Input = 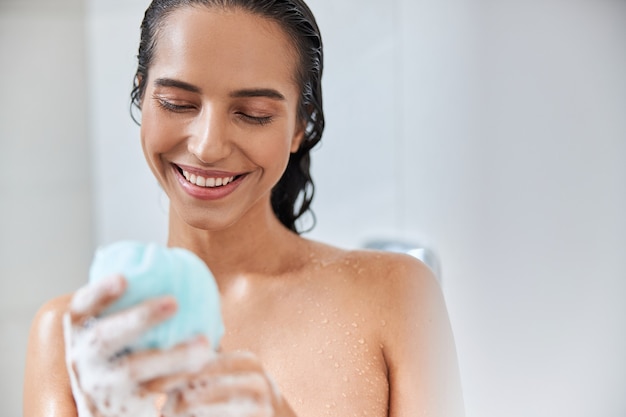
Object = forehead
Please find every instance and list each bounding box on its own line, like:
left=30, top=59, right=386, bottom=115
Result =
left=149, top=6, right=299, bottom=93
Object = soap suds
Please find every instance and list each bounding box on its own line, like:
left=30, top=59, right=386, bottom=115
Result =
left=64, top=313, right=213, bottom=417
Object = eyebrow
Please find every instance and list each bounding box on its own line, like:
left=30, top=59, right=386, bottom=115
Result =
left=230, top=89, right=285, bottom=101
left=154, top=78, right=201, bottom=93
left=153, top=77, right=285, bottom=101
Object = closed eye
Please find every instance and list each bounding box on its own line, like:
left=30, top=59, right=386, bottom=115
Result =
left=154, top=97, right=195, bottom=113
left=236, top=112, right=273, bottom=126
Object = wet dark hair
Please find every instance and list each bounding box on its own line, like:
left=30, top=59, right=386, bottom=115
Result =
left=130, top=0, right=324, bottom=233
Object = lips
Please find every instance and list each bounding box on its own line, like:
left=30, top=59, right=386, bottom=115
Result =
left=172, top=164, right=246, bottom=200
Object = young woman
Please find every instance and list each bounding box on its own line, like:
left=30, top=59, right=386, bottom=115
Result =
left=23, top=1, right=464, bottom=416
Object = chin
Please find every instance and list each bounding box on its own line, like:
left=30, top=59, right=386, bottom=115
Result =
left=176, top=209, right=239, bottom=232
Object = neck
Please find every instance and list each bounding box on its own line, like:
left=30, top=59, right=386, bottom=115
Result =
left=166, top=199, right=305, bottom=283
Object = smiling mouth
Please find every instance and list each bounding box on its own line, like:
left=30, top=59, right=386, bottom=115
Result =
left=179, top=168, right=240, bottom=188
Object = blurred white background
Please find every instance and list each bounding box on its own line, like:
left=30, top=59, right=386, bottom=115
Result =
left=1, top=0, right=625, bottom=416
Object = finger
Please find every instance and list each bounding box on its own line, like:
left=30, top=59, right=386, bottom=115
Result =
left=163, top=374, right=273, bottom=417
left=182, top=373, right=271, bottom=405
left=144, top=351, right=265, bottom=394
left=130, top=337, right=215, bottom=384
left=62, top=313, right=99, bottom=416
left=197, top=354, right=282, bottom=407
left=69, top=274, right=127, bottom=323
left=88, top=296, right=177, bottom=358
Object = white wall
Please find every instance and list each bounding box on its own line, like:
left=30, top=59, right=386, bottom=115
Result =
left=0, top=1, right=92, bottom=415
left=397, top=1, right=626, bottom=416
left=301, top=1, right=400, bottom=247
left=86, top=0, right=167, bottom=246
left=3, top=0, right=624, bottom=416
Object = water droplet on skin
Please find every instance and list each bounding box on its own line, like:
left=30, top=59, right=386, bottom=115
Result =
left=345, top=331, right=351, bottom=336
left=317, top=349, right=324, bottom=354
left=358, top=338, right=365, bottom=344
left=335, top=362, right=340, bottom=368
left=321, top=318, right=329, bottom=324
left=351, top=322, right=358, bottom=328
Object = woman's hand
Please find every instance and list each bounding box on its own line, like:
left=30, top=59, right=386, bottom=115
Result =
left=63, top=275, right=214, bottom=417
left=146, top=351, right=297, bottom=417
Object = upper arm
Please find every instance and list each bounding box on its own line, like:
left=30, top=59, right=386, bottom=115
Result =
left=23, top=295, right=78, bottom=417
left=378, top=255, right=465, bottom=417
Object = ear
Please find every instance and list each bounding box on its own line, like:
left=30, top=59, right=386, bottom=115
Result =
left=290, top=120, right=306, bottom=153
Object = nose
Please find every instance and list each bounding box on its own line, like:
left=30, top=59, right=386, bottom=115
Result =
left=187, top=106, right=233, bottom=164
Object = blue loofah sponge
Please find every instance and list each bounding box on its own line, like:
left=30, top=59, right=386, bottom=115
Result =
left=88, top=241, right=224, bottom=351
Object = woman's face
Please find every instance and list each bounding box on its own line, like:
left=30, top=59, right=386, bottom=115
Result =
left=140, top=6, right=304, bottom=231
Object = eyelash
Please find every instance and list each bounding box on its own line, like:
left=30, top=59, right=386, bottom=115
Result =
left=236, top=113, right=273, bottom=126
left=155, top=97, right=273, bottom=126
left=155, top=97, right=194, bottom=112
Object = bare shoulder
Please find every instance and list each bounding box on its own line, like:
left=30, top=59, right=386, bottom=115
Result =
left=306, top=239, right=439, bottom=304
left=24, top=294, right=77, bottom=417
left=28, top=295, right=73, bottom=350
left=32, top=294, right=72, bottom=327
left=306, top=241, right=465, bottom=416
left=348, top=248, right=465, bottom=416
left=345, top=248, right=437, bottom=287
left=302, top=240, right=446, bottom=342
left=345, top=249, right=443, bottom=327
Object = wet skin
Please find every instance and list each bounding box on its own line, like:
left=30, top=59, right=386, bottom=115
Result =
left=23, top=6, right=464, bottom=417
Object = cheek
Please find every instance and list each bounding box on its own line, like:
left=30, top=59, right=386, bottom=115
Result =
left=248, top=127, right=294, bottom=171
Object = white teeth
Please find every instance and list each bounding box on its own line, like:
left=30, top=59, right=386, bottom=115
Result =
left=181, top=170, right=235, bottom=188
